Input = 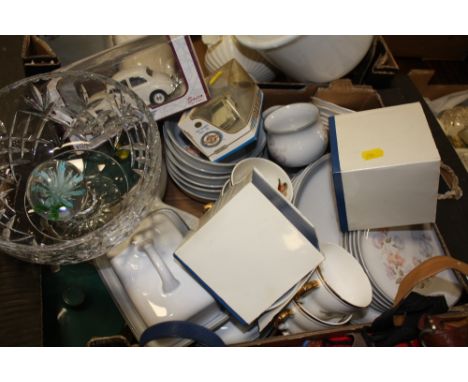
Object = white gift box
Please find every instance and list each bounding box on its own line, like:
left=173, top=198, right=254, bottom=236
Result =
left=174, top=169, right=323, bottom=326
left=329, top=102, right=441, bottom=231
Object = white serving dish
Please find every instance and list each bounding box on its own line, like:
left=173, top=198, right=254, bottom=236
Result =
left=95, top=203, right=228, bottom=346
left=235, top=35, right=373, bottom=83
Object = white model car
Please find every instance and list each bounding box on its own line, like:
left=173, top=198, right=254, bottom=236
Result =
left=112, top=67, right=177, bottom=105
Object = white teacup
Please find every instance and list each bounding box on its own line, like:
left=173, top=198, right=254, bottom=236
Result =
left=295, top=242, right=373, bottom=320
left=229, top=157, right=293, bottom=202
left=264, top=103, right=328, bottom=168
left=276, top=299, right=352, bottom=335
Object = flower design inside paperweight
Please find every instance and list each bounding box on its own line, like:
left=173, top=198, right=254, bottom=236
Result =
left=27, top=160, right=86, bottom=221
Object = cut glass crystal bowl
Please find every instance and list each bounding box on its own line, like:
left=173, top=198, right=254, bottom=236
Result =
left=0, top=71, right=162, bottom=264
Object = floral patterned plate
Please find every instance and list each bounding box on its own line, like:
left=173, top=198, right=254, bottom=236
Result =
left=347, top=231, right=392, bottom=311
left=357, top=224, right=462, bottom=307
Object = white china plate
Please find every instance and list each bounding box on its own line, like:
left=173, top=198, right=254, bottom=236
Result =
left=165, top=149, right=230, bottom=186
left=348, top=231, right=393, bottom=310
left=293, top=154, right=343, bottom=246
left=357, top=225, right=463, bottom=307
left=166, top=155, right=225, bottom=191
left=168, top=166, right=221, bottom=202
left=343, top=232, right=387, bottom=312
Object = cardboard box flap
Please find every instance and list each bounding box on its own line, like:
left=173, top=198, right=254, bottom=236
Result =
left=314, top=79, right=383, bottom=111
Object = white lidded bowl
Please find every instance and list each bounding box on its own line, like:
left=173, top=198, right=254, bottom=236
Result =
left=264, top=103, right=328, bottom=168
left=235, top=35, right=374, bottom=83
left=203, top=35, right=276, bottom=82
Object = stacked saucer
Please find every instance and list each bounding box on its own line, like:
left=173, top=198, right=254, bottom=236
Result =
left=163, top=120, right=267, bottom=202
left=343, top=225, right=463, bottom=311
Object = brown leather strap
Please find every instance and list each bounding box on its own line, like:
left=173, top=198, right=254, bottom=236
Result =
left=394, top=256, right=468, bottom=306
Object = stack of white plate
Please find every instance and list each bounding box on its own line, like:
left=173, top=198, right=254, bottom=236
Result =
left=163, top=120, right=267, bottom=202
left=343, top=225, right=463, bottom=312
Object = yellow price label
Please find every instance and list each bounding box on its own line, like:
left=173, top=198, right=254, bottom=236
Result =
left=361, top=148, right=384, bottom=161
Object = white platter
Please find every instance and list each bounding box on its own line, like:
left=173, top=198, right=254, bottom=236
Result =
left=292, top=154, right=343, bottom=246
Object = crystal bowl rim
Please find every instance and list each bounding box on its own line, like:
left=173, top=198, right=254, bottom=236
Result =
left=0, top=70, right=161, bottom=256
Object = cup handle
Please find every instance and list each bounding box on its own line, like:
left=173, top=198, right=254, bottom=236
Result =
left=274, top=309, right=293, bottom=329
left=294, top=279, right=321, bottom=301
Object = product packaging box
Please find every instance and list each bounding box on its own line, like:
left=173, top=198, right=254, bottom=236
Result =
left=174, top=169, right=323, bottom=326
left=330, top=102, right=441, bottom=231
left=62, top=35, right=209, bottom=121
left=178, top=60, right=263, bottom=162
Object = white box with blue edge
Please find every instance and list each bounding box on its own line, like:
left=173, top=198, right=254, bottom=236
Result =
left=329, top=102, right=441, bottom=231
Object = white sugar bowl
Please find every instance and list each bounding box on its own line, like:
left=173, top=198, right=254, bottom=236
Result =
left=264, top=103, right=328, bottom=168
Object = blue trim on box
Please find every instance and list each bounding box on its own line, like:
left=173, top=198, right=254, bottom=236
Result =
left=173, top=253, right=249, bottom=326
left=251, top=169, right=319, bottom=249
left=329, top=116, right=349, bottom=232
left=214, top=133, right=258, bottom=163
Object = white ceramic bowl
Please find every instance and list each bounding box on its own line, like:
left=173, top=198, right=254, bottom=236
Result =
left=278, top=300, right=352, bottom=335
left=203, top=35, right=276, bottom=82
left=231, top=157, right=293, bottom=201
left=264, top=103, right=328, bottom=168
left=297, top=242, right=373, bottom=319
left=235, top=35, right=373, bottom=83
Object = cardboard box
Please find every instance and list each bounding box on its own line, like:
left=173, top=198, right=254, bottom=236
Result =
left=62, top=35, right=209, bottom=121
left=178, top=60, right=263, bottom=162
left=408, top=69, right=468, bottom=100
left=21, top=36, right=61, bottom=77
left=348, top=36, right=399, bottom=88
left=384, top=36, right=468, bottom=61
left=174, top=170, right=323, bottom=326
left=330, top=102, right=441, bottom=231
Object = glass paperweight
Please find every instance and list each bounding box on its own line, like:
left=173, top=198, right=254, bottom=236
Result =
left=0, top=71, right=162, bottom=264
